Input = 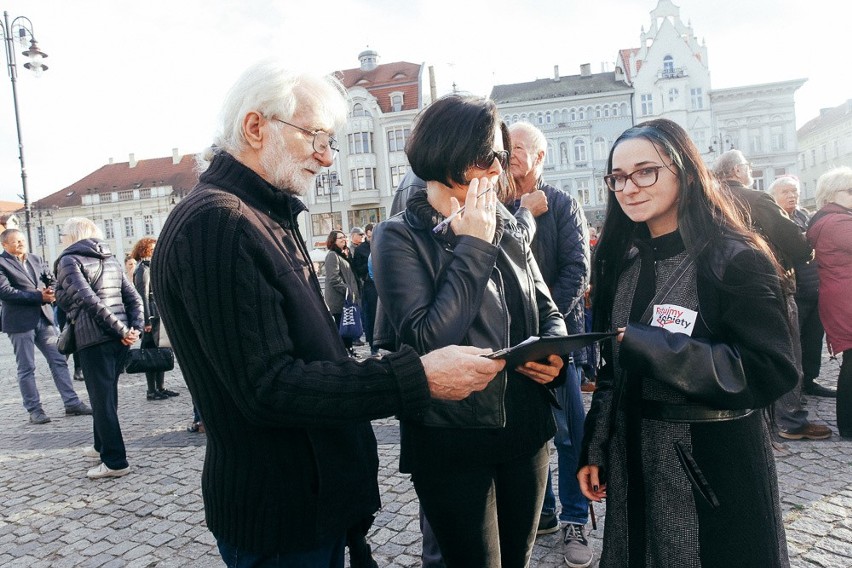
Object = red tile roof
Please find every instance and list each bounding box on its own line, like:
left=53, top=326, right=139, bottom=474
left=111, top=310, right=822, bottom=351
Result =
left=33, top=155, right=199, bottom=209
left=617, top=48, right=641, bottom=84
left=337, top=61, right=423, bottom=113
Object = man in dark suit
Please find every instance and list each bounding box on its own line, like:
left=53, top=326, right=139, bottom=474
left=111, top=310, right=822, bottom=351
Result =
left=0, top=229, right=91, bottom=424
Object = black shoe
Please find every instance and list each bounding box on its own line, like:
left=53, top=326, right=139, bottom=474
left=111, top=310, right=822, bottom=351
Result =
left=536, top=512, right=559, bottom=535
left=73, top=369, right=85, bottom=381
left=147, top=390, right=168, bottom=401
left=803, top=383, right=837, bottom=398
left=159, top=389, right=180, bottom=397
left=65, top=402, right=93, bottom=416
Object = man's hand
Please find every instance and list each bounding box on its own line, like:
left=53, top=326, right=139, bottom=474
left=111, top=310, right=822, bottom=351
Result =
left=41, top=288, right=56, bottom=303
left=421, top=345, right=505, bottom=400
left=519, top=189, right=548, bottom=217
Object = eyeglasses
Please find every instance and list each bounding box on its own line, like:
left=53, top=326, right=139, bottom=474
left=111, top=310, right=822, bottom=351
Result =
left=273, top=118, right=339, bottom=154
left=603, top=164, right=674, bottom=192
left=738, top=162, right=752, bottom=170
left=473, top=150, right=510, bottom=170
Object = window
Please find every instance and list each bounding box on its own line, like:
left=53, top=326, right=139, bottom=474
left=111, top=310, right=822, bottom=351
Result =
left=613, top=104, right=620, bottom=117
left=573, top=138, right=587, bottom=163
left=668, top=88, right=679, bottom=103
left=139, top=188, right=151, bottom=199
left=124, top=217, right=135, bottom=238
left=104, top=219, right=115, bottom=239
left=387, top=127, right=410, bottom=152
left=311, top=212, right=342, bottom=237
left=350, top=168, right=377, bottom=191
left=820, top=144, right=828, bottom=163
left=536, top=113, right=544, bottom=125
left=352, top=103, right=371, bottom=117
left=578, top=108, right=585, bottom=120
left=641, top=94, right=653, bottom=116
left=99, top=192, right=112, bottom=203
left=348, top=132, right=373, bottom=154
left=596, top=179, right=607, bottom=204
left=690, top=88, right=703, bottom=110
left=315, top=172, right=340, bottom=197
left=595, top=107, right=602, bottom=119
left=56, top=225, right=63, bottom=242
left=347, top=207, right=386, bottom=229
left=569, top=109, right=576, bottom=121
left=752, top=169, right=765, bottom=191
left=593, top=137, right=607, bottom=160
left=118, top=189, right=134, bottom=201
left=576, top=179, right=591, bottom=206
left=691, top=130, right=707, bottom=153
left=546, top=112, right=552, bottom=124
left=390, top=165, right=408, bottom=188
left=810, top=148, right=816, bottom=167
left=750, top=130, right=762, bottom=154
left=144, top=215, right=154, bottom=236
left=771, top=127, right=785, bottom=151
left=390, top=94, right=403, bottom=112
left=37, top=226, right=45, bottom=247
left=663, top=55, right=674, bottom=77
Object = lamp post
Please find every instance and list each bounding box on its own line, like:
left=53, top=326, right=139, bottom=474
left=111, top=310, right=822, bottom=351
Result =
left=322, top=170, right=342, bottom=232
left=2, top=11, right=48, bottom=246
left=709, top=133, right=733, bottom=157
left=32, top=204, right=52, bottom=258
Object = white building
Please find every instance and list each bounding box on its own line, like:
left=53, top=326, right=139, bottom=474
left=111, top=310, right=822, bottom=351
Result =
left=797, top=99, right=852, bottom=207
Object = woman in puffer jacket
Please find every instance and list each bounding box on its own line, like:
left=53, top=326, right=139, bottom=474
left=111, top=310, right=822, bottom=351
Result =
left=55, top=217, right=143, bottom=480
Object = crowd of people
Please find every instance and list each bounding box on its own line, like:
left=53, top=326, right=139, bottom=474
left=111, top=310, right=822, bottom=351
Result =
left=1, top=58, right=848, bottom=567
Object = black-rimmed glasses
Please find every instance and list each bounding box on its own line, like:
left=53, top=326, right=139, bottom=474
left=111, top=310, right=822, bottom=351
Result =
left=273, top=118, right=339, bottom=154
left=603, top=164, right=673, bottom=192
left=474, top=150, right=510, bottom=170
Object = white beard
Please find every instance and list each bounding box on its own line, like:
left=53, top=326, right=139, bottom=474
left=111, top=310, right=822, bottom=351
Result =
left=259, top=136, right=318, bottom=196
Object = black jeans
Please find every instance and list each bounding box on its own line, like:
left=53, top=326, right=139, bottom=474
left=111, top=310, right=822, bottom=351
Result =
left=78, top=340, right=130, bottom=470
left=361, top=279, right=378, bottom=349
left=838, top=350, right=852, bottom=437
left=796, top=295, right=824, bottom=384
left=412, top=442, right=549, bottom=568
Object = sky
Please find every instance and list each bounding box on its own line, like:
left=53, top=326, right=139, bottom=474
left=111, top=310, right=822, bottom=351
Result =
left=0, top=0, right=848, bottom=203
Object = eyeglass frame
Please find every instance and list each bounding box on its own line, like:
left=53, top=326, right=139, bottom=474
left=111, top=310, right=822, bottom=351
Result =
left=272, top=118, right=339, bottom=154
left=603, top=164, right=675, bottom=192
left=473, top=150, right=510, bottom=171
left=738, top=161, right=752, bottom=170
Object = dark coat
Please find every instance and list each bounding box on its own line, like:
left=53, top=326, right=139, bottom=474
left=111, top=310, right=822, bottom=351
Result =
left=54, top=239, right=144, bottom=350
left=581, top=231, right=795, bottom=567
left=132, top=260, right=158, bottom=323
left=0, top=251, right=55, bottom=333
left=151, top=152, right=431, bottom=555
left=323, top=250, right=359, bottom=314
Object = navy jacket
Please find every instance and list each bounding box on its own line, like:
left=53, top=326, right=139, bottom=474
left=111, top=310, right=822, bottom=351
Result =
left=0, top=251, right=55, bottom=333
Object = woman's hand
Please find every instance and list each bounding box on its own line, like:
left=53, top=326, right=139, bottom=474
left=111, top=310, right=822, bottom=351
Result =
left=577, top=465, right=607, bottom=502
left=516, top=354, right=563, bottom=384
left=122, top=328, right=141, bottom=346
left=450, top=176, right=498, bottom=243
left=616, top=326, right=626, bottom=342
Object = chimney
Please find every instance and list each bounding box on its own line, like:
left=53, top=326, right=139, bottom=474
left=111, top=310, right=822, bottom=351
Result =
left=129, top=153, right=137, bottom=168
left=108, top=157, right=114, bottom=165
left=553, top=65, right=560, bottom=82
left=580, top=63, right=591, bottom=77
left=172, top=147, right=180, bottom=165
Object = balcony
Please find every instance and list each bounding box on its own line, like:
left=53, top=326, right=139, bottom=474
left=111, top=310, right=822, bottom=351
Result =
left=658, top=67, right=688, bottom=80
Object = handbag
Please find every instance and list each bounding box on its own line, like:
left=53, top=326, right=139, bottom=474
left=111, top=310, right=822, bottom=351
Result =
left=57, top=321, right=76, bottom=355
left=125, top=347, right=175, bottom=374
left=338, top=293, right=363, bottom=340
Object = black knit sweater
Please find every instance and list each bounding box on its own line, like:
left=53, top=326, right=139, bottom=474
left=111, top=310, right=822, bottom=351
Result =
left=152, top=152, right=431, bottom=555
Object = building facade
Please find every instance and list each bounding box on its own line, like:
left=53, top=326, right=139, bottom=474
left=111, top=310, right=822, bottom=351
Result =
left=491, top=65, right=633, bottom=225
left=796, top=99, right=852, bottom=207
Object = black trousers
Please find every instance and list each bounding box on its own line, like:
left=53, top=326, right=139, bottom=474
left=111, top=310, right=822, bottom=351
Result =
left=78, top=340, right=130, bottom=470
left=838, top=350, right=852, bottom=437
left=796, top=295, right=824, bottom=384
left=412, top=442, right=549, bottom=568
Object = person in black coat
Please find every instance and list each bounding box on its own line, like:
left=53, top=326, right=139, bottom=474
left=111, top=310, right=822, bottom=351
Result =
left=55, top=217, right=143, bottom=479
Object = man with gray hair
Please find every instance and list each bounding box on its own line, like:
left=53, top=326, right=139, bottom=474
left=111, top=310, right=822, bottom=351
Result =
left=152, top=61, right=504, bottom=566
left=508, top=121, right=592, bottom=568
left=715, top=150, right=831, bottom=441
left=770, top=176, right=834, bottom=397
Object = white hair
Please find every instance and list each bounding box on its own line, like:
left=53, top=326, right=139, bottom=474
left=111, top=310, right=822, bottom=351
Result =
left=197, top=59, right=350, bottom=171
left=816, top=166, right=852, bottom=208
left=508, top=121, right=548, bottom=177
left=713, top=149, right=746, bottom=180
left=63, top=217, right=103, bottom=245
left=768, top=176, right=800, bottom=196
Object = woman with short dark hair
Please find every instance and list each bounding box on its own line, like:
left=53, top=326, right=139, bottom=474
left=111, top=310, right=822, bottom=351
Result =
left=324, top=230, right=360, bottom=355
left=578, top=119, right=797, bottom=566
left=373, top=94, right=566, bottom=567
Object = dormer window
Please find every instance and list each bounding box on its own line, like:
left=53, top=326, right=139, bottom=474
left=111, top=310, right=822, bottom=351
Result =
left=390, top=92, right=403, bottom=112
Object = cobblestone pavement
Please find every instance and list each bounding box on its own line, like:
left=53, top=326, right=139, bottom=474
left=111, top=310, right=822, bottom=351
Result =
left=0, top=341, right=849, bottom=567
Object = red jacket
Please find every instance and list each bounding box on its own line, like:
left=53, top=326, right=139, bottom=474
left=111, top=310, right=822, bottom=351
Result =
left=807, top=202, right=852, bottom=353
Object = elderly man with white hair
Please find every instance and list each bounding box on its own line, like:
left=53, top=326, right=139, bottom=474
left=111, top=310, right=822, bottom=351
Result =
left=151, top=61, right=505, bottom=567
left=770, top=176, right=834, bottom=398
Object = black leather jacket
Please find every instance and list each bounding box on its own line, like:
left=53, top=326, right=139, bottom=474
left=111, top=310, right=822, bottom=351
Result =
left=55, top=239, right=144, bottom=350
left=373, top=198, right=566, bottom=428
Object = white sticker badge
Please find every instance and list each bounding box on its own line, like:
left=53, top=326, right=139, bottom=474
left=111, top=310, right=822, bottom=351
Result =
left=651, top=304, right=698, bottom=336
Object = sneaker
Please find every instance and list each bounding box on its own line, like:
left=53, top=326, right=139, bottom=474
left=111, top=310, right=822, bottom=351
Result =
left=563, top=524, right=593, bottom=568
left=65, top=402, right=93, bottom=416
left=778, top=423, right=832, bottom=441
left=87, top=462, right=130, bottom=479
left=82, top=446, right=100, bottom=458
left=536, top=512, right=559, bottom=536
left=158, top=388, right=180, bottom=397
left=803, top=383, right=837, bottom=398
left=29, top=409, right=51, bottom=424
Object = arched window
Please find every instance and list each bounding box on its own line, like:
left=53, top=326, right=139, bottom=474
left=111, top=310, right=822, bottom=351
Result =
left=352, top=103, right=371, bottom=117
left=593, top=137, right=607, bottom=160
left=595, top=106, right=602, bottom=118
left=569, top=108, right=576, bottom=121
left=663, top=55, right=674, bottom=77
left=536, top=112, right=544, bottom=125
left=545, top=111, right=552, bottom=124
left=578, top=108, right=585, bottom=120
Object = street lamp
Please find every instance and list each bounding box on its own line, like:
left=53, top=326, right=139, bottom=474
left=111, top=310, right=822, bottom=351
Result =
left=2, top=11, right=49, bottom=246
left=318, top=170, right=342, bottom=232
left=709, top=133, right=733, bottom=157
left=32, top=204, right=52, bottom=258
